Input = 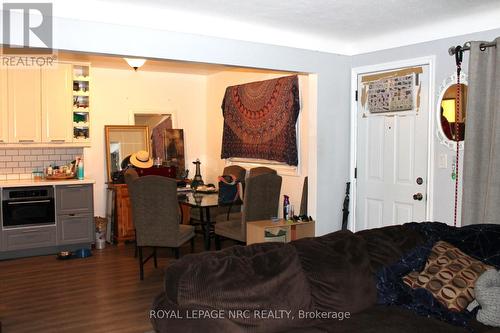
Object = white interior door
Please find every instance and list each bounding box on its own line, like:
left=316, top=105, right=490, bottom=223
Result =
left=355, top=65, right=429, bottom=231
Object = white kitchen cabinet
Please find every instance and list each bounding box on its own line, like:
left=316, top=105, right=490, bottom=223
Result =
left=41, top=64, right=73, bottom=143
left=7, top=68, right=42, bottom=143
left=0, top=68, right=8, bottom=143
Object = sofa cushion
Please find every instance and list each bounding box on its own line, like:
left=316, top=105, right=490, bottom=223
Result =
left=163, top=242, right=314, bottom=332
left=475, top=269, right=500, bottom=327
left=356, top=224, right=425, bottom=272
left=404, top=241, right=493, bottom=312
left=292, top=230, right=376, bottom=314
left=407, top=222, right=500, bottom=268
left=283, top=305, right=485, bottom=333
left=375, top=240, right=478, bottom=329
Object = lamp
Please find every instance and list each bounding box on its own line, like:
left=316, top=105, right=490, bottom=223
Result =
left=441, top=99, right=456, bottom=123
left=124, top=58, right=146, bottom=71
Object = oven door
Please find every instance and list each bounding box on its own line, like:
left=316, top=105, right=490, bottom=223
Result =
left=2, top=198, right=56, bottom=228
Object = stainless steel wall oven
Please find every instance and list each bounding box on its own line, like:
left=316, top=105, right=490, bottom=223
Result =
left=2, top=187, right=55, bottom=228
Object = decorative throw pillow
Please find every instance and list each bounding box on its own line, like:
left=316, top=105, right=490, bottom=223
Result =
left=474, top=269, right=500, bottom=327
left=404, top=241, right=493, bottom=312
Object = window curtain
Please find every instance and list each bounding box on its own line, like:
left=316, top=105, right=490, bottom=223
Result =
left=462, top=37, right=500, bottom=226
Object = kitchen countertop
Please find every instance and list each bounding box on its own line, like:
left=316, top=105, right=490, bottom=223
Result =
left=0, top=178, right=95, bottom=188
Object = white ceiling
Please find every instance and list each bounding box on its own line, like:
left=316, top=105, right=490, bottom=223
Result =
left=53, top=0, right=500, bottom=55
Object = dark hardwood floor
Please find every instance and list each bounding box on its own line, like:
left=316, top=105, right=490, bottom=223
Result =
left=0, top=235, right=233, bottom=333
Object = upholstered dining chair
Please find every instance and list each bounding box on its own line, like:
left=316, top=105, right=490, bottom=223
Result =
left=214, top=172, right=282, bottom=249
left=190, top=165, right=247, bottom=224
left=248, top=166, right=277, bottom=177
left=128, top=175, right=195, bottom=280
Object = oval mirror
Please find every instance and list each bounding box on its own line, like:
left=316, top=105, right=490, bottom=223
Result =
left=436, top=73, right=468, bottom=149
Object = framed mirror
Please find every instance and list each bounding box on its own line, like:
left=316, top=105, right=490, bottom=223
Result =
left=105, top=125, right=150, bottom=182
left=436, top=72, right=468, bottom=150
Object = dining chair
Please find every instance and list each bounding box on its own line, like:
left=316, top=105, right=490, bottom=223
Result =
left=214, top=172, right=282, bottom=249
left=128, top=175, right=195, bottom=280
left=248, top=166, right=277, bottom=177
left=190, top=165, right=247, bottom=224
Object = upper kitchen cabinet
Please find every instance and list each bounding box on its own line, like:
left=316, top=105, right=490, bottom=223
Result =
left=0, top=68, right=7, bottom=143
left=1, top=62, right=91, bottom=146
left=41, top=63, right=73, bottom=143
left=7, top=67, right=42, bottom=143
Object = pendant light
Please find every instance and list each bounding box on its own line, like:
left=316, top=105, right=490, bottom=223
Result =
left=124, top=58, right=146, bottom=71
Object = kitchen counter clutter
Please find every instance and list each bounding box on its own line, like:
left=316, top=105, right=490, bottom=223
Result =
left=0, top=180, right=95, bottom=260
left=0, top=178, right=95, bottom=188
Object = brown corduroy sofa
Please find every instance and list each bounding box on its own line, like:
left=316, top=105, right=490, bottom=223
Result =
left=151, top=223, right=500, bottom=333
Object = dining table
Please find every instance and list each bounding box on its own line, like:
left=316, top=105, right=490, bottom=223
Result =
left=178, top=191, right=220, bottom=251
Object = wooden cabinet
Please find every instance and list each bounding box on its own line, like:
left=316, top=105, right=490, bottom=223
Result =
left=0, top=68, right=7, bottom=143
left=41, top=63, right=73, bottom=143
left=246, top=219, right=315, bottom=245
left=7, top=67, right=41, bottom=143
left=109, top=184, right=135, bottom=243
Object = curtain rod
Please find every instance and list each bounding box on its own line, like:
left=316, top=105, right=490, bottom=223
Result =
left=448, top=41, right=497, bottom=56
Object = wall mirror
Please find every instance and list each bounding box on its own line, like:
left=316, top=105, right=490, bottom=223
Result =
left=436, top=72, right=468, bottom=150
left=105, top=125, right=150, bottom=182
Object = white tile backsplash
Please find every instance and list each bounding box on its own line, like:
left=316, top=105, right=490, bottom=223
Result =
left=0, top=147, right=83, bottom=177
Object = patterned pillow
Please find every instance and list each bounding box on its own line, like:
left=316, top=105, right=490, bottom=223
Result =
left=403, top=241, right=493, bottom=312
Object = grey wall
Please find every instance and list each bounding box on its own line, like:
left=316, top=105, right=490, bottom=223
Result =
left=38, top=16, right=351, bottom=235
left=351, top=28, right=500, bottom=226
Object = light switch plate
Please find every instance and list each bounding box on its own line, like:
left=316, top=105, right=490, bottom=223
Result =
left=438, top=153, right=447, bottom=169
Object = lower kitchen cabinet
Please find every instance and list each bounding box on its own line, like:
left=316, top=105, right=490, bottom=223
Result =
left=57, top=214, right=93, bottom=245
left=56, top=184, right=94, bottom=215
left=0, top=182, right=95, bottom=259
left=2, top=226, right=56, bottom=251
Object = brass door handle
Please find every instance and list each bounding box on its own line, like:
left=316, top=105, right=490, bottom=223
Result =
left=413, top=193, right=423, bottom=201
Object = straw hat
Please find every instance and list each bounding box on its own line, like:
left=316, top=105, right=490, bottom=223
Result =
left=130, top=150, right=153, bottom=168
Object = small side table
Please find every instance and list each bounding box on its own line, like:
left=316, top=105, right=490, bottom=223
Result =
left=246, top=219, right=315, bottom=245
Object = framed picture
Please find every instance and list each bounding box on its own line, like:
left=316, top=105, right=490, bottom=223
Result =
left=164, top=129, right=185, bottom=178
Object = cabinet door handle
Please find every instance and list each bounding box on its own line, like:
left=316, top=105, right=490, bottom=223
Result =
left=19, top=139, right=35, bottom=143
left=66, top=185, right=84, bottom=188
left=50, top=139, right=65, bottom=143
left=8, top=199, right=51, bottom=205
left=21, top=229, right=40, bottom=233
left=69, top=213, right=76, bottom=216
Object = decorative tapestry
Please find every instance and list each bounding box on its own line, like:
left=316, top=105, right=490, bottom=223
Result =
left=221, top=75, right=300, bottom=165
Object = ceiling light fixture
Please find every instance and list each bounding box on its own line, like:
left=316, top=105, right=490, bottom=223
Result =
left=124, top=58, right=146, bottom=71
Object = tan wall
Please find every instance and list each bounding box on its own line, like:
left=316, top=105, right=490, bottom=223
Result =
left=85, top=66, right=311, bottom=219
left=85, top=67, right=207, bottom=216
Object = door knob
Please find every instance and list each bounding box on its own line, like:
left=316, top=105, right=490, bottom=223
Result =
left=413, top=193, right=423, bottom=201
